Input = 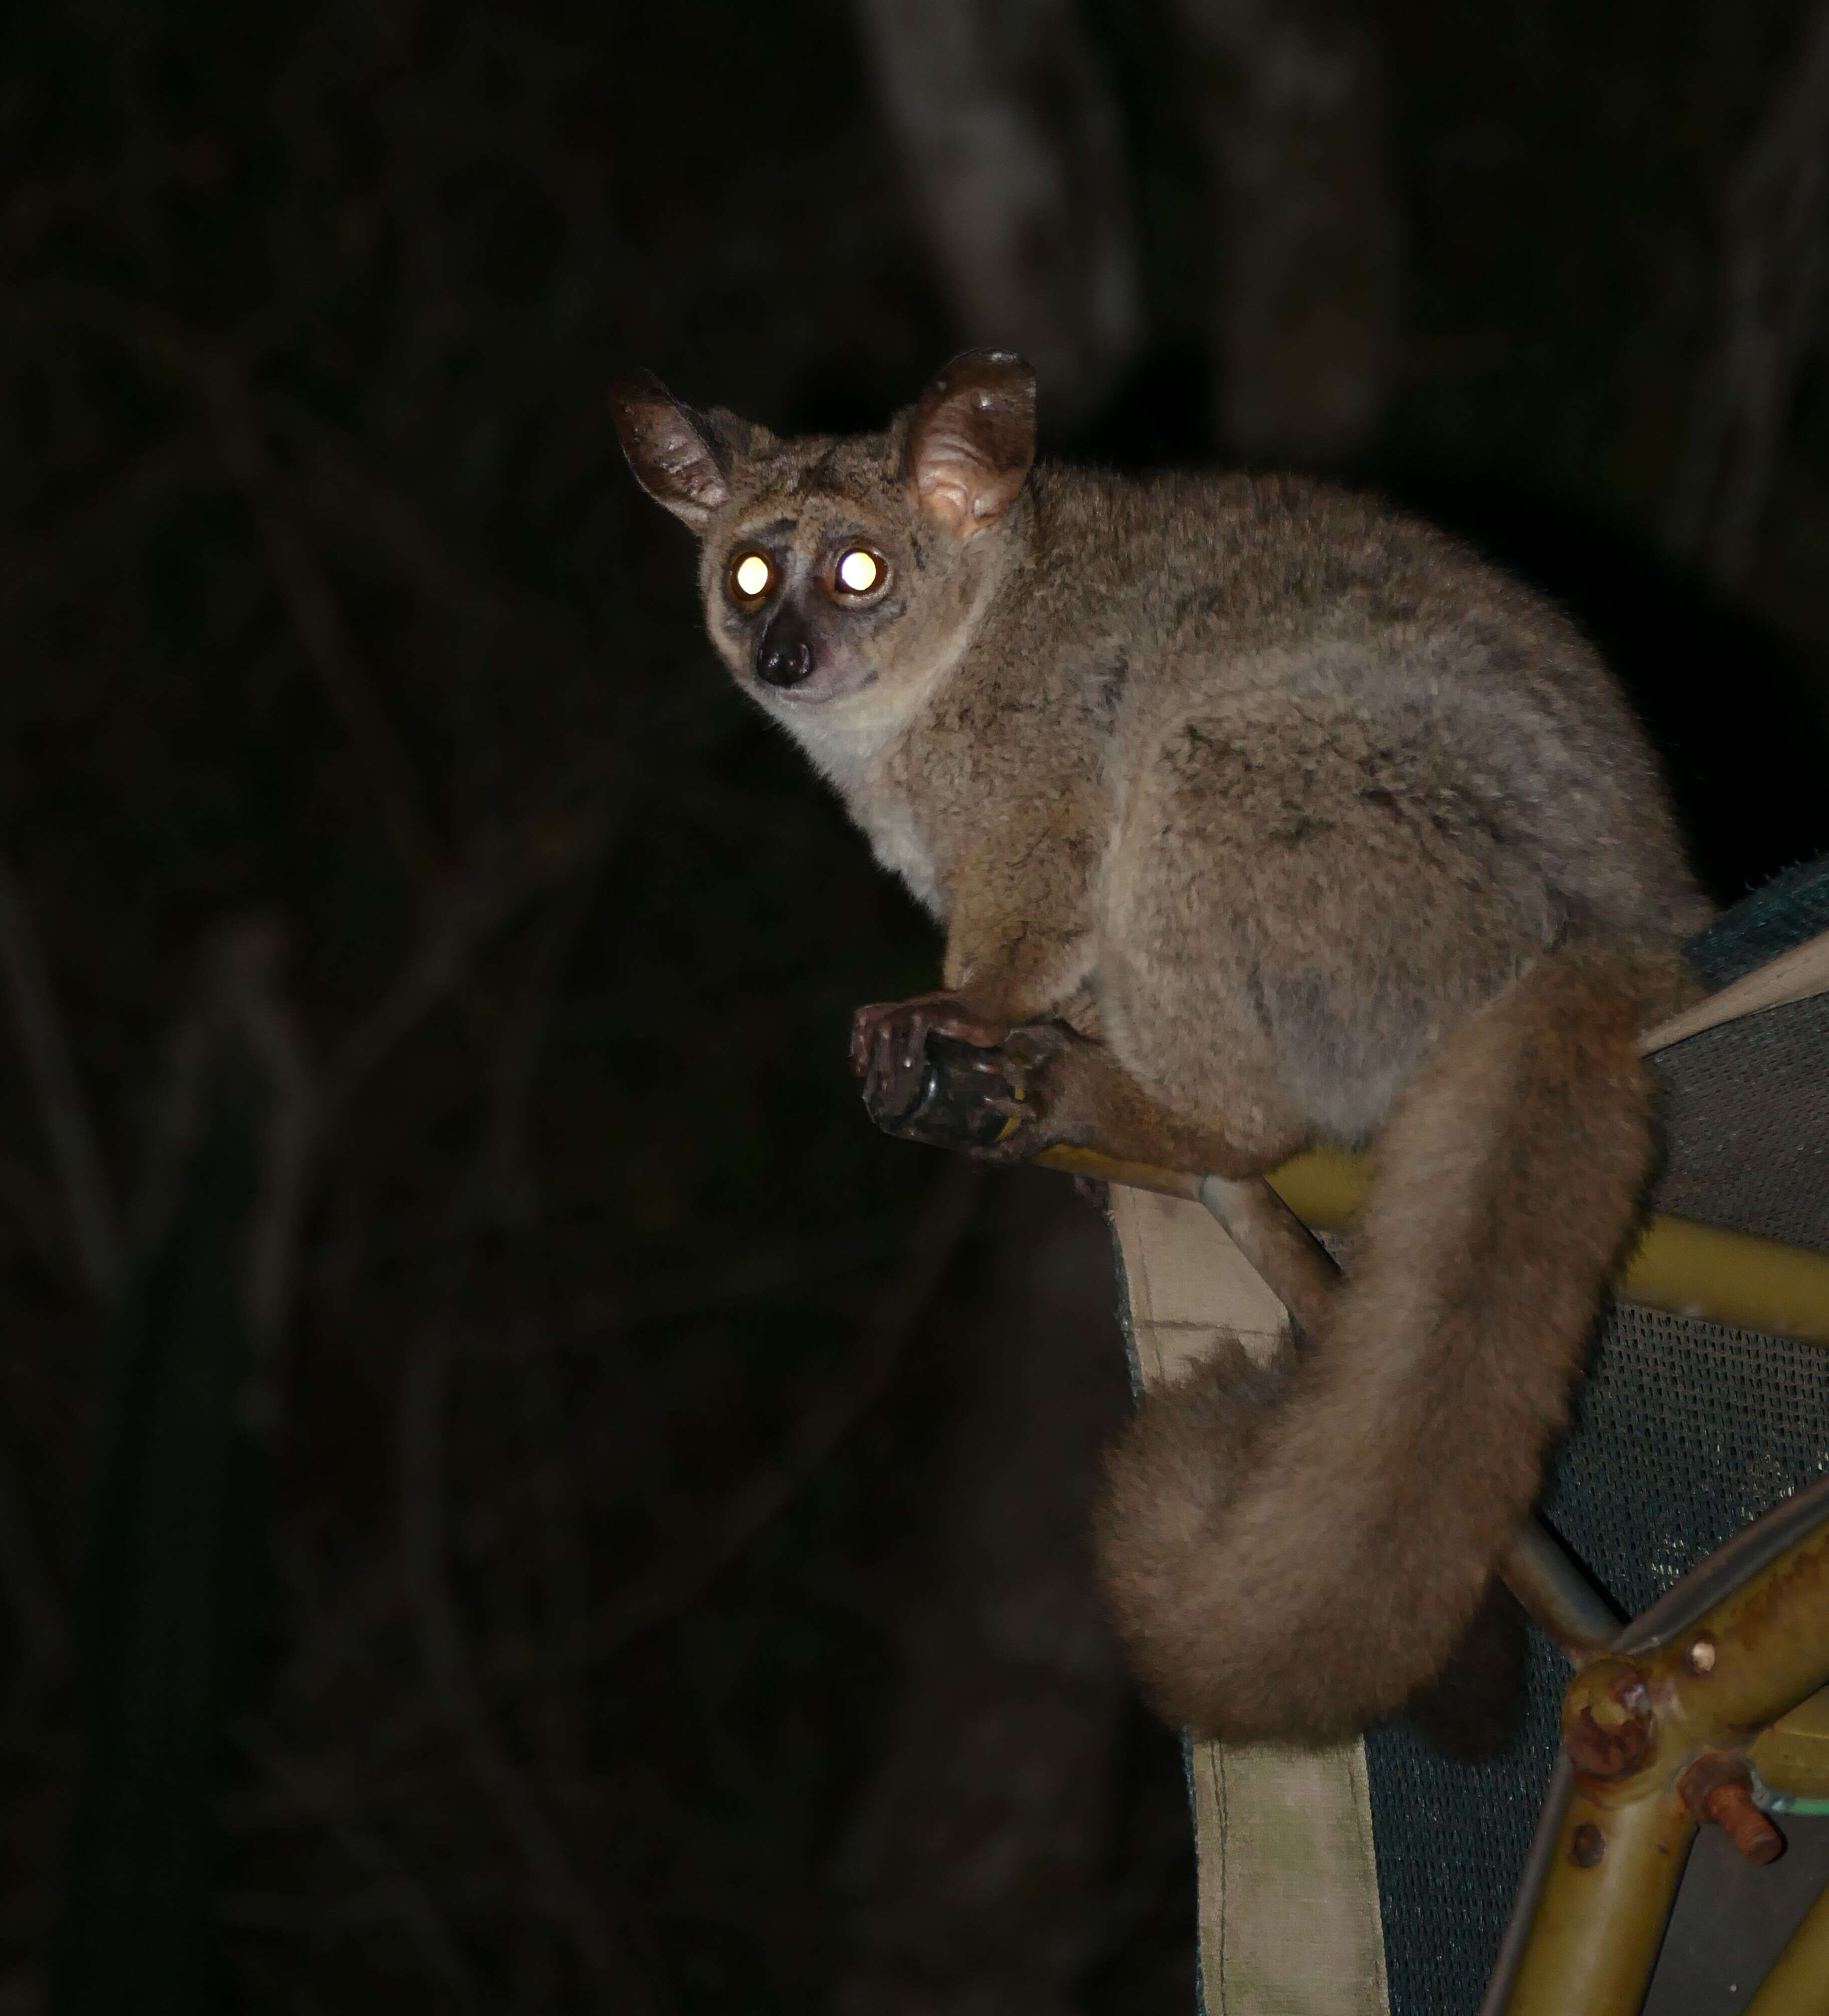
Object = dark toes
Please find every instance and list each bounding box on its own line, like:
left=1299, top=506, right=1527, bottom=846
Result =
left=850, top=998, right=1066, bottom=1151
left=861, top=1012, right=929, bottom=1121
left=851, top=999, right=912, bottom=1080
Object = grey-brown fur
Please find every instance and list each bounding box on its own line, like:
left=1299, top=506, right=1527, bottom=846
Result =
left=611, top=352, right=1709, bottom=1743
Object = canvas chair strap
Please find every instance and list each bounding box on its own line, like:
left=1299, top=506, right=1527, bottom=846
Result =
left=1107, top=1184, right=1391, bottom=2016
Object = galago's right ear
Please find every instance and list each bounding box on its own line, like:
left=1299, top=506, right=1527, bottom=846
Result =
left=906, top=350, right=1037, bottom=537
left=610, top=372, right=763, bottom=532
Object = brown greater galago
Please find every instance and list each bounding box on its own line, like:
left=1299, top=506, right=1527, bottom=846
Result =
left=610, top=351, right=1708, bottom=1747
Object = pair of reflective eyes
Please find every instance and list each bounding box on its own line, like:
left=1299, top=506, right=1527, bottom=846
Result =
left=727, top=547, right=883, bottom=605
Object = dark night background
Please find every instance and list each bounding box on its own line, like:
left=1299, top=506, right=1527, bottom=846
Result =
left=2, top=1, right=1828, bottom=2009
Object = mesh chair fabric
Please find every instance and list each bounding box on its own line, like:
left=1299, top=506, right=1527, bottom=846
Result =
left=1367, top=858, right=1829, bottom=2012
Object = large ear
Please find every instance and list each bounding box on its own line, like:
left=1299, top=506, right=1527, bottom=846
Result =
left=609, top=371, right=743, bottom=532
left=905, top=351, right=1037, bottom=536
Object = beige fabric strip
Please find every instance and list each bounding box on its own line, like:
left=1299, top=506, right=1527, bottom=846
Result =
left=1107, top=1186, right=1390, bottom=2016
left=1111, top=1183, right=1289, bottom=1383
left=1194, top=1742, right=1391, bottom=2016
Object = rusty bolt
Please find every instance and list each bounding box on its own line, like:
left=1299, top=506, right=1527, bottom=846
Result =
left=1561, top=1657, right=1656, bottom=1779
left=1679, top=1753, right=1784, bottom=1866
left=1686, top=1633, right=1718, bottom=1676
left=1569, top=1823, right=1606, bottom=1868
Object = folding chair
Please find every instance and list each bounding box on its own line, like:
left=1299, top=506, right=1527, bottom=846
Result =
left=872, top=858, right=1829, bottom=2013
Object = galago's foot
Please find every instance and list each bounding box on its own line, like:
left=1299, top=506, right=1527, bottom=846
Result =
left=850, top=993, right=1012, bottom=1122
left=853, top=999, right=1075, bottom=1160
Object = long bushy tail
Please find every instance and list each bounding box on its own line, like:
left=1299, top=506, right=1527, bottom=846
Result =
left=1094, top=946, right=1688, bottom=1745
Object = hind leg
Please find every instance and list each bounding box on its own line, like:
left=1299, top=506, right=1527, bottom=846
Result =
left=1098, top=695, right=1574, bottom=1152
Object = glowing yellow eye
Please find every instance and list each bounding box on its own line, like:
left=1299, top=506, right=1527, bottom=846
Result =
left=836, top=548, right=880, bottom=594
left=731, top=552, right=772, bottom=599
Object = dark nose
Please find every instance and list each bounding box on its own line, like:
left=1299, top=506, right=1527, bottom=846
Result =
left=756, top=609, right=814, bottom=689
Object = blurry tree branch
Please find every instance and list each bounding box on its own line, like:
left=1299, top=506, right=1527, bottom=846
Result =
left=504, top=1160, right=985, bottom=1686
left=268, top=398, right=602, bottom=668
left=54, top=920, right=316, bottom=2014
left=128, top=923, right=313, bottom=1292
left=0, top=437, right=217, bottom=623
left=599, top=1221, right=905, bottom=1332
left=2, top=285, right=442, bottom=888
left=1169, top=0, right=1399, bottom=462
left=0, top=1151, right=70, bottom=1279
left=233, top=1738, right=485, bottom=2013
left=483, top=847, right=608, bottom=1219
left=1670, top=0, right=1829, bottom=587
left=321, top=808, right=613, bottom=1126
left=321, top=862, right=527, bottom=1117
left=0, top=1431, right=66, bottom=1704
left=855, top=0, right=1143, bottom=422
left=221, top=438, right=446, bottom=893
left=835, top=1175, right=1132, bottom=2016
left=183, top=922, right=317, bottom=1420
left=400, top=1326, right=654, bottom=2011
left=0, top=845, right=123, bottom=1304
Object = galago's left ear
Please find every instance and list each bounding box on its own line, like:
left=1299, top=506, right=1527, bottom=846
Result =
left=610, top=372, right=766, bottom=531
left=905, top=350, right=1037, bottom=537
